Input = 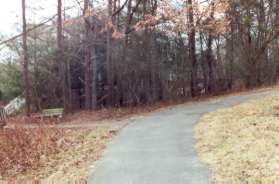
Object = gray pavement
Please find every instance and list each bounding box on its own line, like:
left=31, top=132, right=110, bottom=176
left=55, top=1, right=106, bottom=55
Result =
left=89, top=89, right=279, bottom=184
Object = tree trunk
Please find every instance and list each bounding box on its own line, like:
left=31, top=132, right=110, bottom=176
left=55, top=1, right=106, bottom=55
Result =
left=207, top=2, right=215, bottom=94
left=274, top=0, right=279, bottom=81
left=57, top=0, right=69, bottom=111
left=22, top=0, right=31, bottom=116
left=106, top=0, right=114, bottom=106
left=227, top=4, right=236, bottom=90
left=116, top=0, right=132, bottom=106
left=188, top=0, right=198, bottom=97
left=63, top=0, right=72, bottom=111
left=84, top=0, right=97, bottom=110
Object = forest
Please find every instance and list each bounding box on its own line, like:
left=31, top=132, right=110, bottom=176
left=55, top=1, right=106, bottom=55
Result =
left=2, top=0, right=279, bottom=183
left=1, top=0, right=279, bottom=114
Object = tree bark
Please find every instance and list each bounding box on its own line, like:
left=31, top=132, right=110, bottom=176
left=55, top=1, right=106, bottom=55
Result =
left=106, top=0, right=114, bottom=106
left=84, top=0, right=92, bottom=109
left=63, top=0, right=72, bottom=111
left=22, top=0, right=31, bottom=116
left=84, top=0, right=97, bottom=110
left=207, top=2, right=215, bottom=94
left=188, top=0, right=198, bottom=97
left=57, top=0, right=68, bottom=110
left=227, top=3, right=236, bottom=90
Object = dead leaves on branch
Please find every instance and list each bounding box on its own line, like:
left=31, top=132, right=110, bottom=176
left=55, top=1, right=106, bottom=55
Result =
left=134, top=0, right=230, bottom=34
left=64, top=0, right=230, bottom=39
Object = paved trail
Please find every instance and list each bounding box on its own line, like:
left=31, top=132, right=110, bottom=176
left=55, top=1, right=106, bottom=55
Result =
left=89, top=89, right=279, bottom=184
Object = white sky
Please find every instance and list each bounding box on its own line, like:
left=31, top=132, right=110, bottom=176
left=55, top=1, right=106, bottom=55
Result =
left=0, top=0, right=85, bottom=37
left=0, top=0, right=21, bottom=34
left=0, top=0, right=83, bottom=60
left=0, top=0, right=55, bottom=36
left=0, top=0, right=21, bottom=35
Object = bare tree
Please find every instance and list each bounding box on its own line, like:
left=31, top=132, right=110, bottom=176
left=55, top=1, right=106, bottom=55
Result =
left=22, top=0, right=31, bottom=116
left=57, top=0, right=66, bottom=109
left=84, top=0, right=91, bottom=109
left=106, top=0, right=114, bottom=106
left=84, top=0, right=97, bottom=109
left=206, top=2, right=216, bottom=93
left=188, top=0, right=198, bottom=97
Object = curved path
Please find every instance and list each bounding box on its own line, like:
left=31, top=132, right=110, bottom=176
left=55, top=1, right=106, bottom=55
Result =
left=89, top=89, right=279, bottom=184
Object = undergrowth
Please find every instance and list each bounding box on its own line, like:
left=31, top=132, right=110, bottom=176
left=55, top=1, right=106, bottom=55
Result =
left=0, top=127, right=117, bottom=183
left=0, top=127, right=63, bottom=177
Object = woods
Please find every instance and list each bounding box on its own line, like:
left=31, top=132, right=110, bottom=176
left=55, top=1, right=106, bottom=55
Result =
left=2, top=1, right=279, bottom=182
left=1, top=0, right=279, bottom=112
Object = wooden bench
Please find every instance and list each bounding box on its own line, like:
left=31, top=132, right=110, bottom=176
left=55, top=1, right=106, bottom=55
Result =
left=41, top=108, right=64, bottom=119
left=0, top=107, right=7, bottom=128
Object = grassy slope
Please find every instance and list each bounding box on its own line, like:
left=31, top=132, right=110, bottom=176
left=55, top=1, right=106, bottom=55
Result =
left=195, top=95, right=279, bottom=183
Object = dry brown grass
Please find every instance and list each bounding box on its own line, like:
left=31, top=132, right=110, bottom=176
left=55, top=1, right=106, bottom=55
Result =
left=5, top=115, right=59, bottom=127
left=195, top=94, right=279, bottom=183
left=0, top=127, right=117, bottom=183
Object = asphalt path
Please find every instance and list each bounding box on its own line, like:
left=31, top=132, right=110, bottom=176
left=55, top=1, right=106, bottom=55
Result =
left=89, top=89, right=279, bottom=184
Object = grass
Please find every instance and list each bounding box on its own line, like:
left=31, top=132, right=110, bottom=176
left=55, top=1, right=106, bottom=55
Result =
left=195, top=94, right=279, bottom=183
left=0, top=127, right=117, bottom=183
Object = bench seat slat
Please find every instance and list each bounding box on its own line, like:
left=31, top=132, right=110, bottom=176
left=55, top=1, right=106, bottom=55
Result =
left=41, top=108, right=64, bottom=118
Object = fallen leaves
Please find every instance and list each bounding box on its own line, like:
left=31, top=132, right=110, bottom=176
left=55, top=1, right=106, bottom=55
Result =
left=0, top=127, right=117, bottom=183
